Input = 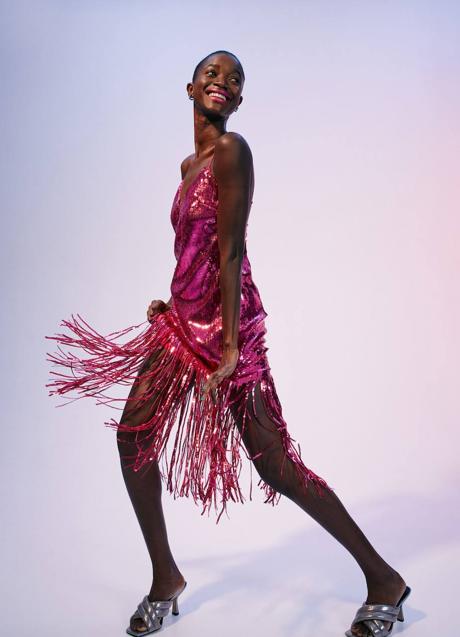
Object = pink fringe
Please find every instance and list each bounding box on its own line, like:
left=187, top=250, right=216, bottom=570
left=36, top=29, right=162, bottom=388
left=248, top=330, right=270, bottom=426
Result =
left=46, top=311, right=332, bottom=523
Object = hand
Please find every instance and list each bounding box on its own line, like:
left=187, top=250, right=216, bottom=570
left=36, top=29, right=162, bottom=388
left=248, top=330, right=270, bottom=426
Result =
left=147, top=299, right=169, bottom=323
left=201, top=347, right=239, bottom=405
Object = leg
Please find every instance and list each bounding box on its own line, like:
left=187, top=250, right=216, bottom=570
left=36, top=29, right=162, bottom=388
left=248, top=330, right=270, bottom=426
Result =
left=231, top=381, right=407, bottom=637
left=116, top=348, right=185, bottom=633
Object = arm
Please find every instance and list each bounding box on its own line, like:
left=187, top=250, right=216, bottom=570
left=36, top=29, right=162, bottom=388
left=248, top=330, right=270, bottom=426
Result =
left=216, top=133, right=252, bottom=350
left=201, top=133, right=253, bottom=399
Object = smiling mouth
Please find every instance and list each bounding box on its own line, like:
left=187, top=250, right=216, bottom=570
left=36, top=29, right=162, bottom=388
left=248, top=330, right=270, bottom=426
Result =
left=207, top=91, right=230, bottom=103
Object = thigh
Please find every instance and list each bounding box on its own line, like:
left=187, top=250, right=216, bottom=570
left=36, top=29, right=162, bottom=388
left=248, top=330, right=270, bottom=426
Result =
left=229, top=380, right=300, bottom=492
left=117, top=346, right=166, bottom=445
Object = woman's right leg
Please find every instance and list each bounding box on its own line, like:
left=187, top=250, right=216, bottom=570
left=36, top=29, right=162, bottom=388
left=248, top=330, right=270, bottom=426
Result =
left=116, top=348, right=185, bottom=633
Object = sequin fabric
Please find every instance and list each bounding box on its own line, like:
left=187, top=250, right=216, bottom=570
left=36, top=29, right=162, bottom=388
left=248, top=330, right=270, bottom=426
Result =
left=169, top=163, right=270, bottom=385
left=45, top=160, right=332, bottom=523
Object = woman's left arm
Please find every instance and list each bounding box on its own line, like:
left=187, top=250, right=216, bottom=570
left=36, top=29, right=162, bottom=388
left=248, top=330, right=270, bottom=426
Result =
left=201, top=133, right=253, bottom=401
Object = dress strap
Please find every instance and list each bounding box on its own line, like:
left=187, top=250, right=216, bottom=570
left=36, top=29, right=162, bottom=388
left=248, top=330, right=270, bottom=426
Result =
left=208, top=153, right=215, bottom=175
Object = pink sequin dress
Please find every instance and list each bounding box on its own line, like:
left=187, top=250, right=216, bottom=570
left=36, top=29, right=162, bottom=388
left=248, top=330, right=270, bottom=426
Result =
left=46, top=157, right=332, bottom=523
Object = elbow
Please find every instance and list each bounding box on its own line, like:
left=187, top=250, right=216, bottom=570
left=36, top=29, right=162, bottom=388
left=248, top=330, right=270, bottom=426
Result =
left=219, top=246, right=244, bottom=268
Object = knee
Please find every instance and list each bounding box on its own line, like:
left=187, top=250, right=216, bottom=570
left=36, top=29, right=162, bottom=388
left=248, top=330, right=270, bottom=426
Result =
left=116, top=397, right=143, bottom=448
left=115, top=425, right=138, bottom=457
left=253, top=453, right=296, bottom=499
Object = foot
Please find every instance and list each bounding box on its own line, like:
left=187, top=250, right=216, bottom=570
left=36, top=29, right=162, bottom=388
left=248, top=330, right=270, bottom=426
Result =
left=129, top=573, right=186, bottom=633
left=350, top=569, right=406, bottom=637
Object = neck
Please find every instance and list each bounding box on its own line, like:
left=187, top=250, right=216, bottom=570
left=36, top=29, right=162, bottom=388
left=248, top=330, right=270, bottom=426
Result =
left=192, top=106, right=227, bottom=158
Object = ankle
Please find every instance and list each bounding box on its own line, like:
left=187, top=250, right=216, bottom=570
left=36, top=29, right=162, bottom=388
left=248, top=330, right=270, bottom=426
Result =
left=365, top=563, right=402, bottom=588
left=152, top=565, right=184, bottom=581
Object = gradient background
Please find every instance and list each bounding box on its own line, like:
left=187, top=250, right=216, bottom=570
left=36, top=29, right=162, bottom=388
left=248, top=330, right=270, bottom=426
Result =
left=2, top=1, right=459, bottom=635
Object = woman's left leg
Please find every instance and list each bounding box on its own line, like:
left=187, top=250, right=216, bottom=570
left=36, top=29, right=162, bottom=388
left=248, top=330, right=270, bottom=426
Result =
left=231, top=380, right=407, bottom=637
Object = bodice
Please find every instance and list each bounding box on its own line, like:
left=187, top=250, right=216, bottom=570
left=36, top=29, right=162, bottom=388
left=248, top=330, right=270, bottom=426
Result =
left=167, top=163, right=270, bottom=385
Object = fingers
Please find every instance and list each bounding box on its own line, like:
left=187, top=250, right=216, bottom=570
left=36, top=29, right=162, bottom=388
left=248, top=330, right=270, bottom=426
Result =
left=201, top=359, right=237, bottom=395
left=201, top=374, right=218, bottom=395
left=199, top=380, right=217, bottom=405
left=147, top=299, right=167, bottom=322
left=200, top=370, right=229, bottom=405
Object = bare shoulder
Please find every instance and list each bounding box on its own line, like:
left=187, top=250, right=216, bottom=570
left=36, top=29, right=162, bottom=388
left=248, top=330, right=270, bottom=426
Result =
left=180, top=153, right=195, bottom=179
left=215, top=131, right=252, bottom=159
left=214, top=132, right=253, bottom=174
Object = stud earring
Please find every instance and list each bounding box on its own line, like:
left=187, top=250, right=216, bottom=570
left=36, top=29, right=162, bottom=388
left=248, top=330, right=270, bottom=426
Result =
left=189, top=95, right=194, bottom=100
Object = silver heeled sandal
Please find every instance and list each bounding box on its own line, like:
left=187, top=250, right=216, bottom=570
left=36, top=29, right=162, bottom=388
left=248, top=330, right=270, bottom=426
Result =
left=345, top=585, right=411, bottom=637
left=126, top=581, right=187, bottom=636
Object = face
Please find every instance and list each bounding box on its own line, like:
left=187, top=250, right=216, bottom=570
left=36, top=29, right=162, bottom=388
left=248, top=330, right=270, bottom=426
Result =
left=188, top=53, right=244, bottom=116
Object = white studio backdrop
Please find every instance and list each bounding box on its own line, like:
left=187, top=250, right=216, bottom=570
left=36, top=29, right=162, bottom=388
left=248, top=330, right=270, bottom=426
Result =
left=1, top=1, right=459, bottom=635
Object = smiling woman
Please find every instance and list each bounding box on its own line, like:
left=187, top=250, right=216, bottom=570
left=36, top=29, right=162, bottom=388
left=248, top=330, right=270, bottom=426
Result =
left=45, top=49, right=410, bottom=637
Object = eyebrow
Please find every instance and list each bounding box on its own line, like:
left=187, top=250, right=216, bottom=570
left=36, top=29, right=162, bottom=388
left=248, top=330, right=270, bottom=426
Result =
left=205, top=63, right=242, bottom=77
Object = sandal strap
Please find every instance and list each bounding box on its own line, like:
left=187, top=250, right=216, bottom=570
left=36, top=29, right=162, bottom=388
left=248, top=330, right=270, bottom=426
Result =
left=354, top=609, right=398, bottom=624
left=136, top=596, right=172, bottom=629
left=351, top=602, right=399, bottom=635
left=349, top=586, right=411, bottom=637
left=360, top=618, right=391, bottom=636
left=354, top=602, right=400, bottom=623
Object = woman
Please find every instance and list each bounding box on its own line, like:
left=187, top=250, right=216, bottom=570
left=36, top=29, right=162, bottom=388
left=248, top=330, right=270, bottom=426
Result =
left=46, top=50, right=411, bottom=637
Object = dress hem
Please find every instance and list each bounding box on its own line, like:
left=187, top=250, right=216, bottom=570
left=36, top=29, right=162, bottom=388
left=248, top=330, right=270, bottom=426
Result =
left=46, top=310, right=333, bottom=524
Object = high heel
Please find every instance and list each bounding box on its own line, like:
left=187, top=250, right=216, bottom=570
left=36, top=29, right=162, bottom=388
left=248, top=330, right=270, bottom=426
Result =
left=344, top=585, right=411, bottom=637
left=172, top=595, right=180, bottom=616
left=126, top=581, right=187, bottom=636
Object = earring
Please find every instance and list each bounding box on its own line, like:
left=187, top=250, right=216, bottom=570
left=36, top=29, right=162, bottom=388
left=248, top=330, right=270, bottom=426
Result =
left=234, top=106, right=239, bottom=111
left=189, top=95, right=194, bottom=100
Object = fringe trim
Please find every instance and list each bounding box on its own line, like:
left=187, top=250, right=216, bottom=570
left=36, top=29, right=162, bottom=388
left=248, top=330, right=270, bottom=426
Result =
left=45, top=310, right=333, bottom=523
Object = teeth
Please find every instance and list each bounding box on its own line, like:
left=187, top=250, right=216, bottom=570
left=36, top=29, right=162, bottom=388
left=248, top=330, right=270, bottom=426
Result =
left=209, top=92, right=227, bottom=100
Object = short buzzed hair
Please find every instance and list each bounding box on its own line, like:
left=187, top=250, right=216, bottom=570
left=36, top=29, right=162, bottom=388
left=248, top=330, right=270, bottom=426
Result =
left=192, top=50, right=245, bottom=82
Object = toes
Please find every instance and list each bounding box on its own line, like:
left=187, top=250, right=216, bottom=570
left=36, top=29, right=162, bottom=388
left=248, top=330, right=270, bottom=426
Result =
left=351, top=622, right=370, bottom=637
left=130, top=616, right=147, bottom=632
left=133, top=623, right=147, bottom=632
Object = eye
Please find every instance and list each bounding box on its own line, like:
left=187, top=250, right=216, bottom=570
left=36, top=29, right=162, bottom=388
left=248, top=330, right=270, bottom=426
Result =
left=206, top=69, right=216, bottom=77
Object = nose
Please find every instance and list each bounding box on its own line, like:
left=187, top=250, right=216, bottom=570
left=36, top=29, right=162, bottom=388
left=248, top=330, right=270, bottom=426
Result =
left=212, top=80, right=230, bottom=95
left=213, top=74, right=228, bottom=87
